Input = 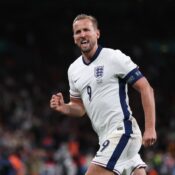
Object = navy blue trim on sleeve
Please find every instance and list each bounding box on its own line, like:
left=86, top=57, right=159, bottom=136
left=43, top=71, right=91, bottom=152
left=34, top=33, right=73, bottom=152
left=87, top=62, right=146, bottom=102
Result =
left=123, top=68, right=144, bottom=85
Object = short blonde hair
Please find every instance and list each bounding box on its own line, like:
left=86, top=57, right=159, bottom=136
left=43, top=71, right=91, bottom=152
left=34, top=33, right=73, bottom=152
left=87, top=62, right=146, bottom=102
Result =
left=73, top=14, right=99, bottom=29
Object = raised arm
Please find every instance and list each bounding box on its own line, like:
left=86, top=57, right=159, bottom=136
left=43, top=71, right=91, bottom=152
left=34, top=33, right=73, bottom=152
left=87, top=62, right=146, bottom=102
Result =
left=50, top=92, right=86, bottom=117
left=132, top=77, right=157, bottom=147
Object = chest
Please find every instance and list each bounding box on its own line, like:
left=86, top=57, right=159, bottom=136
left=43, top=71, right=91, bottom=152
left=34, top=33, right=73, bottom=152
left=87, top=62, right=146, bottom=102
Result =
left=72, top=62, right=117, bottom=92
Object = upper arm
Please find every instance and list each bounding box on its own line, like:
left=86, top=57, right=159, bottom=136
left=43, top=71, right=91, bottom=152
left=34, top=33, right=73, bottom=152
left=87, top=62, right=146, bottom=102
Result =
left=68, top=64, right=85, bottom=117
left=132, top=77, right=153, bottom=93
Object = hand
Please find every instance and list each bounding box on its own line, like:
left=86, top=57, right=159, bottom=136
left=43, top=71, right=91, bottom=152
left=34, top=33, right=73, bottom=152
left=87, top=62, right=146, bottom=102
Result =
left=50, top=93, right=68, bottom=113
left=142, top=129, right=157, bottom=147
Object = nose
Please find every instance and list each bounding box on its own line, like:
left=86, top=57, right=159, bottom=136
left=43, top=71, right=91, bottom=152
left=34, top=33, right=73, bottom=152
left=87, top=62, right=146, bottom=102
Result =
left=79, top=31, right=86, bottom=37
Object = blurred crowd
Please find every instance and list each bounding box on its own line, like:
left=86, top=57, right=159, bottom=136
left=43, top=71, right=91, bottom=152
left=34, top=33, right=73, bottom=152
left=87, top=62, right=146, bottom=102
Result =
left=0, top=0, right=175, bottom=174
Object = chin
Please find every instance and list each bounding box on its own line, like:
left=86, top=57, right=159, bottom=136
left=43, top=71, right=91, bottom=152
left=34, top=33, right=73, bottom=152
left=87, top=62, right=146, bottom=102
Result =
left=81, top=47, right=90, bottom=53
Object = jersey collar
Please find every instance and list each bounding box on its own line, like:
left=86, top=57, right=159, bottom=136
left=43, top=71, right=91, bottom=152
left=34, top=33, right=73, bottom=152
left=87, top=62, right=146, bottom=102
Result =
left=82, top=45, right=103, bottom=65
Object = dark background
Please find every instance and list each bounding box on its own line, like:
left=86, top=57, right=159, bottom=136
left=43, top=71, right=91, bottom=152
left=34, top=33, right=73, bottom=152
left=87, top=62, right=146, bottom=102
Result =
left=0, top=0, right=175, bottom=174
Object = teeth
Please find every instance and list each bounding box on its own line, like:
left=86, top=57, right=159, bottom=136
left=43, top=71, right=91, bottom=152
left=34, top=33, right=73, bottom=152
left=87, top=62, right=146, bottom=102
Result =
left=81, top=40, right=88, bottom=44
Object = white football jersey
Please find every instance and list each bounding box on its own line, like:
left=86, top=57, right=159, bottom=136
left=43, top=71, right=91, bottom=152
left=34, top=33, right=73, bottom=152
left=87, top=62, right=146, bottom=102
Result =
left=68, top=46, right=143, bottom=143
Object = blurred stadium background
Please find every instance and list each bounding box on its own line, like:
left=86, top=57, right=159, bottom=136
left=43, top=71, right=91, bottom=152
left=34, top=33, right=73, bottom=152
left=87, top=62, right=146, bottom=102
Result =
left=0, top=0, right=175, bottom=174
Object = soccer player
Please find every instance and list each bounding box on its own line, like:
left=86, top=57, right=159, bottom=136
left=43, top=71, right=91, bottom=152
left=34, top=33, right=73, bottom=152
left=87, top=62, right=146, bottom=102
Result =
left=50, top=14, right=157, bottom=175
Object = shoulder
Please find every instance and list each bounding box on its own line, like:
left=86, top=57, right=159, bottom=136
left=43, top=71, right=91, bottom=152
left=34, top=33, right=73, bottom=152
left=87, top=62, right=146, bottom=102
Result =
left=68, top=56, right=82, bottom=73
left=102, top=47, right=127, bottom=57
left=101, top=47, right=115, bottom=55
left=102, top=48, right=130, bottom=64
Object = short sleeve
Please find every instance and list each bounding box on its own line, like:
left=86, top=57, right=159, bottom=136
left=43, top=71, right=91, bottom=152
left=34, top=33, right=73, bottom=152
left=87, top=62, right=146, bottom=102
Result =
left=113, top=50, right=143, bottom=84
left=68, top=65, right=81, bottom=99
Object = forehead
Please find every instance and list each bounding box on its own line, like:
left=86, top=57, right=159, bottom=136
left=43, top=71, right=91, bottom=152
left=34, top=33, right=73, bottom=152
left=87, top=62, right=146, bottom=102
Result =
left=73, top=19, right=94, bottom=31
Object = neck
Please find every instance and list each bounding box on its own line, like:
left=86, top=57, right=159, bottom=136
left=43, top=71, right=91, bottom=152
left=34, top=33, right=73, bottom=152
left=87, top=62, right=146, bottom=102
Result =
left=82, top=45, right=98, bottom=62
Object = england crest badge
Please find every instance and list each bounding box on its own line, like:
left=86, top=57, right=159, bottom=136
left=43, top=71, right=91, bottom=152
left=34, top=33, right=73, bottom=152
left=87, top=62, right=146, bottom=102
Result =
left=94, top=66, right=104, bottom=83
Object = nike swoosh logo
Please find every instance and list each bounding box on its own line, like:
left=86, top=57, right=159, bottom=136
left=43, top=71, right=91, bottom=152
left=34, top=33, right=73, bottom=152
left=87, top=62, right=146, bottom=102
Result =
left=74, top=79, right=79, bottom=83
left=95, top=154, right=102, bottom=157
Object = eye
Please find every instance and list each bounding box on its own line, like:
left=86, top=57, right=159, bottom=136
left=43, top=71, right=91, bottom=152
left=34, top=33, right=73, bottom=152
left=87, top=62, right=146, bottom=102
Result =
left=84, top=28, right=89, bottom=32
left=75, top=30, right=81, bottom=35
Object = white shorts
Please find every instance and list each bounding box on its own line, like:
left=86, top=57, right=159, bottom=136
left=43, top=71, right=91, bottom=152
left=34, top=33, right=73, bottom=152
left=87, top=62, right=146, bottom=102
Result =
left=92, top=118, right=147, bottom=175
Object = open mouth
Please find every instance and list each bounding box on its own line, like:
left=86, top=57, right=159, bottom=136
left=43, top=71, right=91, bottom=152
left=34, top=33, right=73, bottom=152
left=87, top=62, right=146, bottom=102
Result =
left=81, top=40, right=89, bottom=46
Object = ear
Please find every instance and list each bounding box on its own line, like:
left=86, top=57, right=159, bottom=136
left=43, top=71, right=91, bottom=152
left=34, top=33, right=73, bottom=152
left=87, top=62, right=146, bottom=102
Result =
left=96, top=29, right=100, bottom=39
left=73, top=35, right=77, bottom=44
